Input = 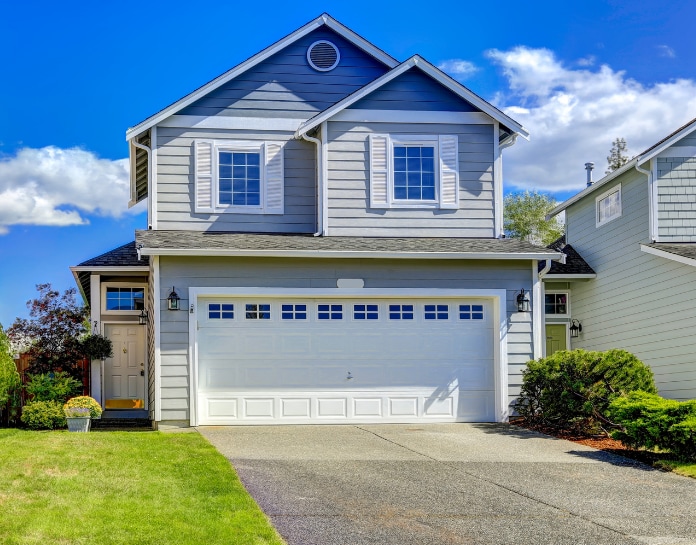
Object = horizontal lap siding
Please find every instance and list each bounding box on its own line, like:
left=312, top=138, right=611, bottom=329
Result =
left=657, top=156, right=696, bottom=241
left=178, top=28, right=388, bottom=119
left=157, top=257, right=534, bottom=422
left=567, top=169, right=696, bottom=400
left=155, top=127, right=316, bottom=232
left=326, top=121, right=495, bottom=237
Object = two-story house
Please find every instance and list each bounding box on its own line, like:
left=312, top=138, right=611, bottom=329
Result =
left=545, top=117, right=696, bottom=401
left=71, top=14, right=561, bottom=429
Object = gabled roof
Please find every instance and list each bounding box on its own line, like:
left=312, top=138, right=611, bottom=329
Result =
left=541, top=236, right=596, bottom=278
left=125, top=13, right=398, bottom=140
left=295, top=55, right=529, bottom=139
left=549, top=116, right=696, bottom=217
left=73, top=242, right=149, bottom=268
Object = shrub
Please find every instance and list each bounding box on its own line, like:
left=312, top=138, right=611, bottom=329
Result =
left=64, top=396, right=102, bottom=419
left=608, top=391, right=696, bottom=460
left=64, top=406, right=91, bottom=418
left=25, top=372, right=82, bottom=403
left=21, top=401, right=66, bottom=430
left=515, top=349, right=656, bottom=434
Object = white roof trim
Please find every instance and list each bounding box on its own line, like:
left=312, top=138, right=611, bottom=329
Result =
left=295, top=55, right=529, bottom=139
left=549, top=118, right=696, bottom=217
left=542, top=273, right=596, bottom=279
left=138, top=247, right=561, bottom=260
left=125, top=13, right=398, bottom=141
left=70, top=266, right=149, bottom=272
left=640, top=244, right=696, bottom=267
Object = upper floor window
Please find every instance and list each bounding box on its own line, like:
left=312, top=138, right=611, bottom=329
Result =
left=544, top=293, right=569, bottom=316
left=596, top=185, right=621, bottom=227
left=369, top=134, right=459, bottom=210
left=194, top=139, right=284, bottom=215
left=104, top=286, right=145, bottom=313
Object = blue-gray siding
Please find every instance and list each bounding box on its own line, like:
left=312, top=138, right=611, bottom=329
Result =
left=657, top=156, right=696, bottom=242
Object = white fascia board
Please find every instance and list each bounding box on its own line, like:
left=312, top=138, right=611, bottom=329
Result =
left=139, top=247, right=562, bottom=260
left=125, top=14, right=398, bottom=141
left=541, top=274, right=597, bottom=280
left=159, top=115, right=305, bottom=132
left=70, top=266, right=150, bottom=273
left=640, top=244, right=696, bottom=267
left=330, top=110, right=492, bottom=124
left=296, top=56, right=528, bottom=139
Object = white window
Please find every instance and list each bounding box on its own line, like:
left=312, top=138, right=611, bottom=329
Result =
left=102, top=284, right=147, bottom=315
left=194, top=139, right=284, bottom=215
left=596, top=185, right=621, bottom=227
left=369, top=134, right=459, bottom=209
left=544, top=292, right=569, bottom=317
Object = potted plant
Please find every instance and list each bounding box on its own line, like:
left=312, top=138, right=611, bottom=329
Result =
left=80, top=334, right=113, bottom=361
left=64, top=396, right=103, bottom=432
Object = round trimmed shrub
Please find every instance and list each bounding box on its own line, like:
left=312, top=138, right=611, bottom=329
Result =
left=21, top=401, right=67, bottom=430
left=64, top=396, right=102, bottom=419
left=515, top=349, right=656, bottom=434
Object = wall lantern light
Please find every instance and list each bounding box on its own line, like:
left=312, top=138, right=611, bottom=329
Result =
left=516, top=289, right=531, bottom=312
left=167, top=287, right=181, bottom=311
left=138, top=309, right=149, bottom=325
left=570, top=319, right=583, bottom=338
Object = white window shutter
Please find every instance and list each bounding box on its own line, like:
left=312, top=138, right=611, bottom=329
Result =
left=195, top=140, right=214, bottom=213
left=369, top=134, right=390, bottom=208
left=439, top=135, right=459, bottom=209
left=264, top=142, right=284, bottom=215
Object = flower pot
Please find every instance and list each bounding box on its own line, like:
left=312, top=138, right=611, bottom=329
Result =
left=66, top=417, right=91, bottom=433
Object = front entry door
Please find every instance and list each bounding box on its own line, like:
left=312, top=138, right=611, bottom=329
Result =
left=104, top=324, right=145, bottom=409
left=545, top=324, right=568, bottom=356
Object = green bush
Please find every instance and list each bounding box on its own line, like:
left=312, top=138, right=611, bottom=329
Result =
left=515, top=349, right=656, bottom=434
left=608, top=391, right=696, bottom=460
left=21, top=401, right=67, bottom=430
left=25, top=372, right=82, bottom=403
left=64, top=396, right=102, bottom=419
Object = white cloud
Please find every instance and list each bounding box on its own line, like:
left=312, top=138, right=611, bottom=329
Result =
left=657, top=45, right=676, bottom=58
left=486, top=47, right=696, bottom=193
left=437, top=59, right=479, bottom=79
left=0, top=147, right=144, bottom=234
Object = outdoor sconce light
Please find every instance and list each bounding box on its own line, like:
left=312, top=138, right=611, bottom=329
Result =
left=167, top=287, right=181, bottom=311
left=516, top=289, right=531, bottom=312
left=138, top=309, right=149, bottom=325
left=570, top=319, right=583, bottom=338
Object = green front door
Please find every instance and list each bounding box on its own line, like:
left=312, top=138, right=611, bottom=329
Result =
left=545, top=324, right=567, bottom=356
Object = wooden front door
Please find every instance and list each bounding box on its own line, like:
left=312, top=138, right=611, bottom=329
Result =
left=104, top=324, right=145, bottom=409
left=545, top=324, right=567, bottom=356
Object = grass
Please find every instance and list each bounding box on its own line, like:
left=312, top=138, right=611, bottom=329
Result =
left=0, top=429, right=285, bottom=545
left=655, top=459, right=696, bottom=478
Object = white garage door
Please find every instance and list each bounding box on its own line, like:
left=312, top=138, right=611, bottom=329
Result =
left=195, top=297, right=496, bottom=425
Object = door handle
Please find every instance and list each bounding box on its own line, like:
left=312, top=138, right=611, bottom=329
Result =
left=140, top=370, right=145, bottom=376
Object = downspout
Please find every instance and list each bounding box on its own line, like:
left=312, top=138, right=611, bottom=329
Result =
left=635, top=160, right=654, bottom=242
left=301, top=132, right=324, bottom=236
left=132, top=137, right=153, bottom=229
left=535, top=259, right=553, bottom=358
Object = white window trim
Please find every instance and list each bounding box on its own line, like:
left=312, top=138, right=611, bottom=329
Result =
left=544, top=290, right=570, bottom=318
left=595, top=185, right=622, bottom=227
left=214, top=141, right=265, bottom=214
left=390, top=136, right=440, bottom=208
left=101, top=283, right=148, bottom=315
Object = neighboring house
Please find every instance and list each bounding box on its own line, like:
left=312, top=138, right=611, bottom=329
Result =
left=547, top=117, right=696, bottom=401
left=72, top=14, right=561, bottom=428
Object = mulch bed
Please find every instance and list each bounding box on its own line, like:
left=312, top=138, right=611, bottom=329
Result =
left=510, top=419, right=676, bottom=466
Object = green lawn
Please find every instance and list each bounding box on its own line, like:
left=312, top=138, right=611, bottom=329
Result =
left=656, top=459, right=696, bottom=478
left=0, top=429, right=285, bottom=545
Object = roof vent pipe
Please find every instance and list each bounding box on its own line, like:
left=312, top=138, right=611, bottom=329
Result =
left=585, top=162, right=595, bottom=187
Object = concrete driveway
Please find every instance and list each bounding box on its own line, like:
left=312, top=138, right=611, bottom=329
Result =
left=199, top=424, right=696, bottom=545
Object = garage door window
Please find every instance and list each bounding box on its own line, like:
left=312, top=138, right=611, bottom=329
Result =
left=281, top=304, right=307, bottom=320
left=318, top=304, right=343, bottom=320
left=459, top=304, right=484, bottom=320
left=389, top=304, right=414, bottom=320
left=208, top=303, right=234, bottom=319
left=354, top=304, right=378, bottom=320
left=424, top=304, right=448, bottom=320
left=246, top=303, right=271, bottom=320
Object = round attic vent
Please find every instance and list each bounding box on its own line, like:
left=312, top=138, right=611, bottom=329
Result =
left=307, top=40, right=340, bottom=72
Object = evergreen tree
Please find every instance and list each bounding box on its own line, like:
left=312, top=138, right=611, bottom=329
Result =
left=606, top=137, right=629, bottom=174
left=504, top=190, right=564, bottom=246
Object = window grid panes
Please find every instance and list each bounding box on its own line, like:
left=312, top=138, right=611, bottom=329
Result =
left=354, top=304, right=378, bottom=320
left=544, top=294, right=568, bottom=315
left=219, top=151, right=261, bottom=206
left=459, top=304, right=484, bottom=320
left=282, top=304, right=307, bottom=320
left=245, top=303, right=270, bottom=320
left=318, top=304, right=343, bottom=320
left=393, top=145, right=436, bottom=201
left=208, top=303, right=234, bottom=320
left=389, top=304, right=414, bottom=320
left=105, top=287, right=144, bottom=311
left=424, top=304, right=448, bottom=320
left=597, top=190, right=620, bottom=224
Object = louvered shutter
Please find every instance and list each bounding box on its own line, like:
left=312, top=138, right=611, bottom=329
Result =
left=439, top=135, right=459, bottom=209
left=369, top=134, right=390, bottom=208
left=195, top=140, right=215, bottom=213
left=264, top=142, right=284, bottom=215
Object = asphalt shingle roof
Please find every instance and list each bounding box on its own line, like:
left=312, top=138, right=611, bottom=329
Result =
left=541, top=236, right=596, bottom=276
left=644, top=242, right=696, bottom=261
left=77, top=242, right=149, bottom=267
left=135, top=230, right=560, bottom=257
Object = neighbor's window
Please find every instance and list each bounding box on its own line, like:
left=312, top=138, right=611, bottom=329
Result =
left=544, top=293, right=569, bottom=316
left=596, top=186, right=621, bottom=227
left=393, top=145, right=436, bottom=201
left=105, top=287, right=144, bottom=311
left=218, top=151, right=261, bottom=207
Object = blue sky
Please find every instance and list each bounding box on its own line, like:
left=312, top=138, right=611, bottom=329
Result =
left=2, top=0, right=696, bottom=327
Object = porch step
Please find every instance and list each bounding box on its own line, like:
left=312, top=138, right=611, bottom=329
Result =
left=91, top=418, right=153, bottom=431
